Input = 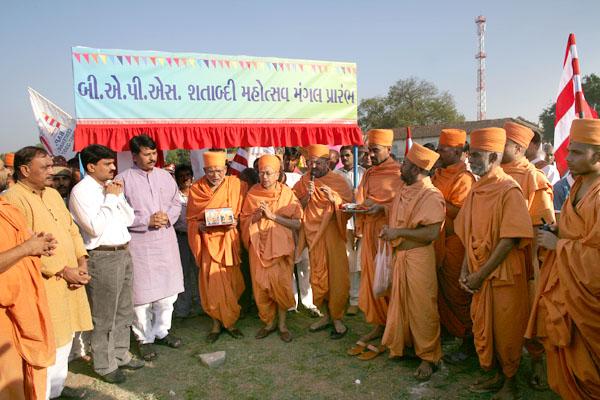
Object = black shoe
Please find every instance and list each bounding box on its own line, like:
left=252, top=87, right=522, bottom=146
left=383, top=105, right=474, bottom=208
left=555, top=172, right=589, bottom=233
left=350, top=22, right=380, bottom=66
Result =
left=101, top=368, right=126, bottom=384
left=155, top=334, right=182, bottom=348
left=137, top=342, right=158, bottom=361
left=120, top=357, right=145, bottom=370
left=58, top=386, right=88, bottom=399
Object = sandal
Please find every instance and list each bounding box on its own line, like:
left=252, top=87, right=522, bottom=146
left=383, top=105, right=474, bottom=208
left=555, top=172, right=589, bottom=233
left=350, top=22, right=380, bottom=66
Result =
left=330, top=325, right=348, bottom=340
left=226, top=328, right=244, bottom=339
left=357, top=344, right=386, bottom=361
left=414, top=361, right=438, bottom=382
left=278, top=330, right=293, bottom=343
left=255, top=326, right=277, bottom=339
left=347, top=340, right=368, bottom=356
left=137, top=342, right=158, bottom=361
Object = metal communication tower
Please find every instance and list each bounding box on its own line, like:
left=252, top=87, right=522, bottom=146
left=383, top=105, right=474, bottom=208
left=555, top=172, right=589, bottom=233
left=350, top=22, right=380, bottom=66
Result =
left=475, top=15, right=487, bottom=120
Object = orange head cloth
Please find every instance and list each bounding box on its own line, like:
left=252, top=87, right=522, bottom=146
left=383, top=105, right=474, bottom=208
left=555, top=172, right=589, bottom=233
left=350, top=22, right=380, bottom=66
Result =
left=470, top=128, right=506, bottom=153
left=307, top=144, right=330, bottom=159
left=406, top=142, right=440, bottom=171
left=439, top=129, right=467, bottom=147
left=258, top=154, right=281, bottom=171
left=570, top=118, right=600, bottom=145
left=367, top=129, right=394, bottom=147
left=504, top=122, right=534, bottom=148
left=4, top=153, right=14, bottom=168
left=203, top=151, right=226, bottom=168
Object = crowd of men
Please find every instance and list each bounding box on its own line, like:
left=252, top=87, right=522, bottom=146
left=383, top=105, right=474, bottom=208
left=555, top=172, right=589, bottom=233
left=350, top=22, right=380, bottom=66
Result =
left=1, top=119, right=599, bottom=400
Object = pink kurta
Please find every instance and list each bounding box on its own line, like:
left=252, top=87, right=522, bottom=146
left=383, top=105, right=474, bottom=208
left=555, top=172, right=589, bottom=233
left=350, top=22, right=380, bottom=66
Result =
left=117, top=166, right=184, bottom=305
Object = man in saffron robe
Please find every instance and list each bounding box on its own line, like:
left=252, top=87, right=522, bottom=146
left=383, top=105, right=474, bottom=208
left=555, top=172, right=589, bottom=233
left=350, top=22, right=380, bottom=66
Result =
left=5, top=146, right=93, bottom=399
left=501, top=121, right=555, bottom=390
left=455, top=128, right=533, bottom=399
left=187, top=151, right=246, bottom=343
left=526, top=118, right=600, bottom=399
left=347, top=129, right=402, bottom=360
left=240, top=155, right=302, bottom=342
left=380, top=143, right=445, bottom=381
left=0, top=199, right=56, bottom=400
left=432, top=129, right=475, bottom=364
left=293, top=144, right=353, bottom=339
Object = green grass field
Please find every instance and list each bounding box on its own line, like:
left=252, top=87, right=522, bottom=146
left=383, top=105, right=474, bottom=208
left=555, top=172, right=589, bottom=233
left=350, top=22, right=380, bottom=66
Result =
left=67, top=309, right=560, bottom=399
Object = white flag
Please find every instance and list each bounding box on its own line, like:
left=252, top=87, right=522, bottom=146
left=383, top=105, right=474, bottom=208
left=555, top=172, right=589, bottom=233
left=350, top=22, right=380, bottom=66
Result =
left=28, top=87, right=76, bottom=160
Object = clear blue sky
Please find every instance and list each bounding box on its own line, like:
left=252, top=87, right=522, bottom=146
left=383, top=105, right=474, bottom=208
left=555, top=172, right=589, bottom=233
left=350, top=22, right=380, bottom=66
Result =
left=1, top=0, right=599, bottom=152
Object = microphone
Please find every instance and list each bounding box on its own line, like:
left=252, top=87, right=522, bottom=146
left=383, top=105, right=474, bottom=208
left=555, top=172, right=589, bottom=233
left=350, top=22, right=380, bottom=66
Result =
left=310, top=169, right=316, bottom=182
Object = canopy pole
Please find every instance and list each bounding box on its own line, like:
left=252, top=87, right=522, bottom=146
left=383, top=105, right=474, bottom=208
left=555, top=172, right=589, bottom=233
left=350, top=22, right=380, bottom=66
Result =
left=353, top=145, right=358, bottom=189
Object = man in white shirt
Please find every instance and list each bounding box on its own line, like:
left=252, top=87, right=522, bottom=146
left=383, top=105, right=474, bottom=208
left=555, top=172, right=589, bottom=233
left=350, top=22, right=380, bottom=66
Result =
left=335, top=146, right=365, bottom=315
left=526, top=132, right=560, bottom=185
left=69, top=144, right=144, bottom=384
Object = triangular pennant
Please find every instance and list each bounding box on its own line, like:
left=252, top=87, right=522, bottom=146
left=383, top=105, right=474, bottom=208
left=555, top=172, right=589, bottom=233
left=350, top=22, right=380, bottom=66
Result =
left=117, top=55, right=123, bottom=65
left=83, top=53, right=90, bottom=63
left=299, top=64, right=304, bottom=72
left=312, top=64, right=317, bottom=72
left=279, top=63, right=284, bottom=70
left=91, top=54, right=98, bottom=63
left=125, top=55, right=131, bottom=64
left=150, top=56, right=156, bottom=65
left=158, top=58, right=165, bottom=66
left=204, top=60, right=210, bottom=67
left=134, top=56, right=139, bottom=64
left=211, top=60, right=217, bottom=68
left=271, top=62, right=277, bottom=70
left=224, top=60, right=230, bottom=68
left=252, top=61, right=257, bottom=69
left=73, top=52, right=81, bottom=63
left=239, top=61, right=245, bottom=69
left=99, top=54, right=107, bottom=64
left=174, top=57, right=179, bottom=66
left=341, top=66, right=346, bottom=73
left=218, top=60, right=224, bottom=68
left=189, top=58, right=195, bottom=67
left=166, top=57, right=172, bottom=66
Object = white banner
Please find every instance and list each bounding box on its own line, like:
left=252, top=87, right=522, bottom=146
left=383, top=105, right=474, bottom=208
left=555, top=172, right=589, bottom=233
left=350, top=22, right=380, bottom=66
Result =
left=28, top=87, right=76, bottom=160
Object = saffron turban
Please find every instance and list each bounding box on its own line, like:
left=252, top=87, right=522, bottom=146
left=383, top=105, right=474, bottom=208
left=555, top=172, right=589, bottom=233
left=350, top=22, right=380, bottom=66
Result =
left=439, top=129, right=467, bottom=147
left=4, top=153, right=14, bottom=168
left=307, top=144, right=330, bottom=159
left=258, top=154, right=281, bottom=171
left=504, top=122, right=534, bottom=148
left=203, top=151, right=227, bottom=167
left=570, top=118, right=600, bottom=145
left=367, top=129, right=394, bottom=147
left=407, top=143, right=440, bottom=171
left=470, top=128, right=506, bottom=153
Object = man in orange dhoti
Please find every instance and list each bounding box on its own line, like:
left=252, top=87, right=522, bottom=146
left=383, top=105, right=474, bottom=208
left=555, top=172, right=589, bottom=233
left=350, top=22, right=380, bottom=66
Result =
left=187, top=151, right=246, bottom=343
left=432, top=129, right=475, bottom=364
left=379, top=143, right=445, bottom=381
left=0, top=199, right=56, bottom=400
left=293, top=144, right=353, bottom=339
left=240, top=155, right=302, bottom=343
left=501, top=121, right=555, bottom=390
left=347, top=129, right=402, bottom=360
left=455, top=128, right=533, bottom=399
left=527, top=119, right=600, bottom=399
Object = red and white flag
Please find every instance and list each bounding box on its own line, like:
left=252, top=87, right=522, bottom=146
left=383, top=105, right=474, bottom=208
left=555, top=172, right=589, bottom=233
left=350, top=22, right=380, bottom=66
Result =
left=553, top=33, right=598, bottom=176
left=228, top=147, right=249, bottom=176
left=228, top=147, right=275, bottom=176
left=405, top=127, right=413, bottom=156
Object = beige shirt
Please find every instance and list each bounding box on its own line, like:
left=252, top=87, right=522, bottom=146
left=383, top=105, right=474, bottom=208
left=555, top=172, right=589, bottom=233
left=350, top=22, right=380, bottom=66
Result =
left=4, top=182, right=92, bottom=346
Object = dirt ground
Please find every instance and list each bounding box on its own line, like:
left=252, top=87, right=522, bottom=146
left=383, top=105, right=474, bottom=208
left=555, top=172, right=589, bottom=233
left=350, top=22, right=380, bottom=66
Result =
left=66, top=309, right=560, bottom=400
